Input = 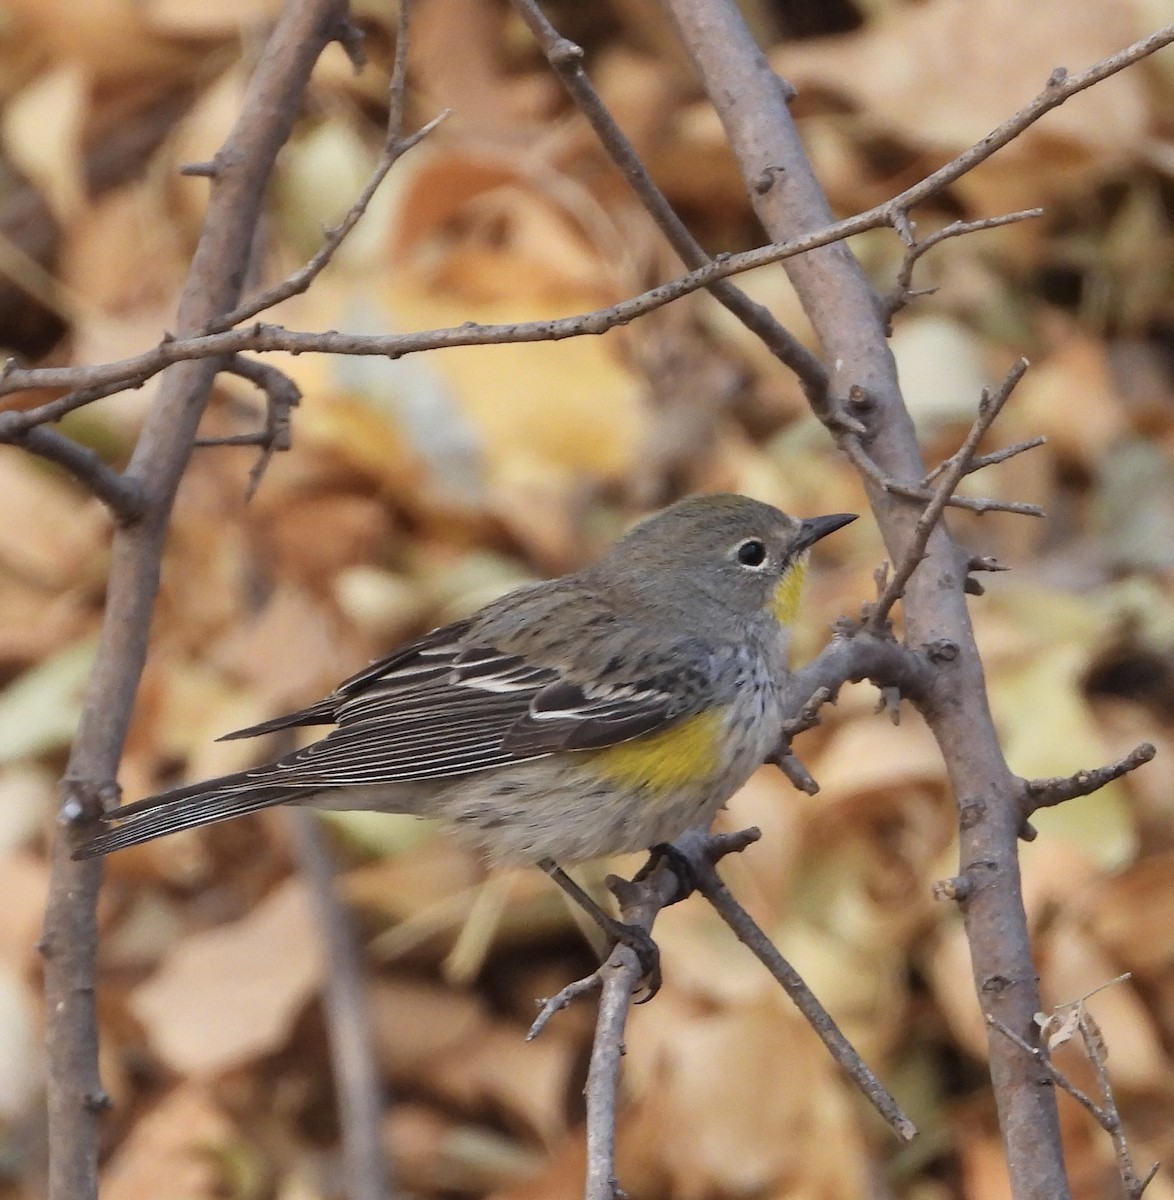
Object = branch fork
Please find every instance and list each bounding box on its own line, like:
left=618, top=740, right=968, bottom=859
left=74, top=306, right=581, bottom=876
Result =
left=531, top=823, right=917, bottom=1199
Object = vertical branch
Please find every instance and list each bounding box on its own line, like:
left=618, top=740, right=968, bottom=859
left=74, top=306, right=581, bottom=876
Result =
left=289, top=813, right=395, bottom=1200
left=38, top=5, right=351, bottom=1200
left=660, top=2, right=1071, bottom=1197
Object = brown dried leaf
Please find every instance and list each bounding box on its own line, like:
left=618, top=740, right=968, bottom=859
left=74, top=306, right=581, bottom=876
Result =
left=623, top=994, right=871, bottom=1198
left=370, top=979, right=576, bottom=1145
left=1042, top=922, right=1167, bottom=1090
left=386, top=1102, right=543, bottom=1196
left=779, top=0, right=1151, bottom=200
left=99, top=1084, right=239, bottom=1200
left=1036, top=1006, right=1081, bottom=1052
left=129, top=877, right=323, bottom=1075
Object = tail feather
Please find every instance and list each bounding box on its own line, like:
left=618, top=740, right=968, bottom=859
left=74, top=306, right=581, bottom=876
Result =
left=71, top=770, right=312, bottom=859
left=216, top=703, right=335, bottom=742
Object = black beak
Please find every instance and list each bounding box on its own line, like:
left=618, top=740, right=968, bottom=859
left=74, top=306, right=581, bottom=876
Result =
left=797, top=512, right=857, bottom=551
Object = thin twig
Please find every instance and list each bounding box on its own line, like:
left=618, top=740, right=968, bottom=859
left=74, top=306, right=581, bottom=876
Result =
left=986, top=1015, right=1108, bottom=1120
left=0, top=419, right=146, bottom=523
left=4, top=25, right=1171, bottom=422
left=197, top=354, right=303, bottom=495
left=989, top=1001, right=1161, bottom=1200
left=207, top=2, right=446, bottom=335
left=39, top=8, right=352, bottom=1200
left=289, top=812, right=395, bottom=1200
left=884, top=209, right=1044, bottom=318
left=509, top=0, right=828, bottom=403
left=841, top=437, right=1045, bottom=518
left=923, top=436, right=1048, bottom=484
left=578, top=847, right=692, bottom=1200
left=1077, top=1003, right=1161, bottom=1199
left=533, top=820, right=917, bottom=1199
left=1023, top=743, right=1156, bottom=815
left=689, top=837, right=917, bottom=1143
left=868, top=358, right=1031, bottom=628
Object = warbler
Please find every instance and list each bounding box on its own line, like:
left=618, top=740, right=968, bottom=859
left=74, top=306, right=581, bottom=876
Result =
left=73, top=495, right=855, bottom=865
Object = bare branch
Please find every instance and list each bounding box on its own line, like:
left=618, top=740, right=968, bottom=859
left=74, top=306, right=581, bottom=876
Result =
left=39, top=7, right=351, bottom=1200
left=289, top=812, right=394, bottom=1200
left=534, top=816, right=918, bottom=1193
left=4, top=24, right=1171, bottom=423
left=1024, top=743, right=1156, bottom=815
left=868, top=358, right=1030, bottom=628
left=205, top=3, right=443, bottom=335
left=509, top=0, right=828, bottom=403
left=198, top=354, right=303, bottom=496
left=774, top=752, right=819, bottom=794
left=986, top=1015, right=1108, bottom=1121
left=0, top=418, right=145, bottom=522
left=687, top=831, right=917, bottom=1143
left=991, top=986, right=1162, bottom=1200
left=875, top=29, right=1174, bottom=222
left=841, top=437, right=1045, bottom=518
left=783, top=625, right=936, bottom=713
left=331, top=11, right=367, bottom=70
left=924, top=436, right=1048, bottom=484
left=884, top=209, right=1044, bottom=318
left=654, top=11, right=1174, bottom=1200
left=529, top=972, right=603, bottom=1041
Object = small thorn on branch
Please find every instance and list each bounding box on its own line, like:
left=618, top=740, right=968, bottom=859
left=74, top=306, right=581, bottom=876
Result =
left=179, top=160, right=218, bottom=178
left=1024, top=743, right=1156, bottom=815
left=781, top=686, right=833, bottom=737
left=847, top=384, right=875, bottom=412
left=774, top=752, right=820, bottom=795
left=969, top=554, right=1009, bottom=573
left=932, top=875, right=972, bottom=902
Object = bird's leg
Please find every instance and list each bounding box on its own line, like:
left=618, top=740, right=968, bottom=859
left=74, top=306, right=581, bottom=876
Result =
left=539, top=858, right=663, bottom=997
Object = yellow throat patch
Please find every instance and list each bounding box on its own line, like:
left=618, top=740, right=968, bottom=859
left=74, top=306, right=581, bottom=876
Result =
left=771, top=557, right=808, bottom=626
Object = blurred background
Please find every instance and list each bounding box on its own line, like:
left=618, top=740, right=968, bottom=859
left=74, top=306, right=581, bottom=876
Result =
left=1, top=1, right=1172, bottom=1198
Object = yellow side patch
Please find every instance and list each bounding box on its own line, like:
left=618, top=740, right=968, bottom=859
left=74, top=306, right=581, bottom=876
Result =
left=585, top=709, right=724, bottom=792
left=772, top=558, right=808, bottom=626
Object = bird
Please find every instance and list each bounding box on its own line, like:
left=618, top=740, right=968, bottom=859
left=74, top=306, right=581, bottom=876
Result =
left=73, top=495, right=855, bottom=869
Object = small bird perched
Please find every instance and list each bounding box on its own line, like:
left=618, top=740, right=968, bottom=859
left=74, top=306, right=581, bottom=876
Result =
left=74, top=495, right=854, bottom=866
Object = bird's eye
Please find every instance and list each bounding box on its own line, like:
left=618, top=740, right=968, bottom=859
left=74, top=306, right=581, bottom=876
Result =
left=736, top=538, right=768, bottom=567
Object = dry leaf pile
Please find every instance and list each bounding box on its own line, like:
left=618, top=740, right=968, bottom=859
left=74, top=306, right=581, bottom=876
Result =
left=1, top=2, right=1173, bottom=1199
